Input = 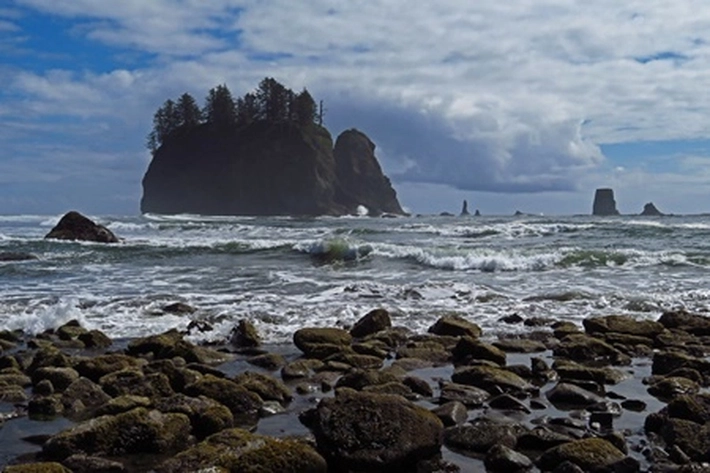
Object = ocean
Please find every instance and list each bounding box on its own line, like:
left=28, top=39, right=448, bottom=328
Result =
left=1, top=212, right=709, bottom=344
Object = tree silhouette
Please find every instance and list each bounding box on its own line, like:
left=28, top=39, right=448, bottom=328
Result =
left=293, top=88, right=317, bottom=126
left=204, top=84, right=237, bottom=127
left=256, top=77, right=291, bottom=122
left=146, top=99, right=181, bottom=153
left=176, top=92, right=202, bottom=128
left=235, top=92, right=260, bottom=126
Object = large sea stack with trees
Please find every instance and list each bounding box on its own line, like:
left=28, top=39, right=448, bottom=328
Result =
left=141, top=78, right=404, bottom=217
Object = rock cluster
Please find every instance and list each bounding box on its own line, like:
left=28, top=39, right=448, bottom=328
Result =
left=3, top=308, right=710, bottom=471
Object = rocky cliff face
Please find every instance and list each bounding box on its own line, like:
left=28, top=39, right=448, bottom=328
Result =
left=592, top=188, right=620, bottom=216
left=141, top=122, right=404, bottom=216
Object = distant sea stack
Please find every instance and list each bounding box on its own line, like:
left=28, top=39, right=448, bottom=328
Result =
left=460, top=200, right=470, bottom=216
left=140, top=78, right=404, bottom=217
left=592, top=188, right=620, bottom=216
left=640, top=202, right=663, bottom=216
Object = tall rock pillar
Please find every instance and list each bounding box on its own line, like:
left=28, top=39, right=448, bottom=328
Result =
left=592, top=188, right=620, bottom=216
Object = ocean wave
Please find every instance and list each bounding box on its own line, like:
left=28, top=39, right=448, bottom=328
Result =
left=294, top=238, right=373, bottom=263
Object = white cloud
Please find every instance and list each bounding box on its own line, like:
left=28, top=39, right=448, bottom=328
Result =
left=4, top=0, right=710, bottom=213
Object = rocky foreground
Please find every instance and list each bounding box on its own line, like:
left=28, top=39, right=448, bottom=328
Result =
left=2, top=309, right=710, bottom=472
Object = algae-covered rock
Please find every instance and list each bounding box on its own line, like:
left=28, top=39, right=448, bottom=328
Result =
left=452, top=365, right=535, bottom=396
left=428, top=315, right=482, bottom=338
left=233, top=371, right=292, bottom=405
left=62, top=454, right=126, bottom=473
left=31, top=367, right=79, bottom=392
left=652, top=351, right=710, bottom=377
left=99, top=369, right=173, bottom=399
left=648, top=377, right=700, bottom=400
left=301, top=388, right=443, bottom=471
left=443, top=418, right=527, bottom=453
left=552, top=359, right=628, bottom=385
left=583, top=315, right=664, bottom=338
left=154, top=393, right=234, bottom=440
left=553, top=334, right=630, bottom=365
left=293, top=327, right=352, bottom=356
left=452, top=336, right=506, bottom=366
left=350, top=308, right=392, bottom=338
left=61, top=377, right=112, bottom=415
left=3, top=463, right=72, bottom=473
left=536, top=437, right=628, bottom=471
left=658, top=309, right=710, bottom=335
left=73, top=354, right=144, bottom=382
left=157, top=427, right=327, bottom=473
left=438, top=382, right=490, bottom=407
left=184, top=374, right=262, bottom=426
left=43, top=407, right=191, bottom=460
left=230, top=319, right=261, bottom=348
left=94, top=395, right=152, bottom=417
left=77, top=330, right=113, bottom=349
left=484, top=443, right=533, bottom=472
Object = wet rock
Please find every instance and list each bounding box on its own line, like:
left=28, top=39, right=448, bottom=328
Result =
left=552, top=359, right=628, bottom=385
left=428, top=315, right=482, bottom=338
left=247, top=352, right=285, bottom=370
left=230, top=319, right=261, bottom=348
left=56, top=320, right=88, bottom=341
left=157, top=428, right=327, bottom=473
left=493, top=338, right=547, bottom=353
left=537, top=437, right=629, bottom=471
left=583, top=315, right=665, bottom=339
left=3, top=463, right=71, bottom=473
left=94, top=395, right=152, bottom=417
left=452, top=336, right=506, bottom=366
left=184, top=374, right=262, bottom=426
left=324, top=351, right=383, bottom=369
left=99, top=369, right=173, bottom=399
left=432, top=401, right=468, bottom=427
left=63, top=454, right=126, bottom=473
left=233, top=371, right=292, bottom=404
left=31, top=367, right=79, bottom=392
left=28, top=395, right=64, bottom=419
left=489, top=393, right=531, bottom=413
left=443, top=418, right=527, bottom=453
left=45, top=211, right=119, bottom=243
left=350, top=308, right=392, bottom=338
left=485, top=444, right=533, bottom=472
left=659, top=418, right=710, bottom=461
left=43, top=407, right=191, bottom=460
left=396, top=340, right=451, bottom=363
left=77, top=330, right=112, bottom=349
left=34, top=379, right=54, bottom=396
left=61, top=377, right=112, bottom=416
left=161, top=302, right=195, bottom=314
left=154, top=393, right=234, bottom=440
left=302, top=389, right=443, bottom=471
left=439, top=381, right=491, bottom=407
left=127, top=330, right=230, bottom=365
left=73, top=354, right=145, bottom=382
left=517, top=426, right=577, bottom=451
left=336, top=369, right=399, bottom=391
left=293, top=327, right=352, bottom=357
left=352, top=340, right=390, bottom=358
left=652, top=351, right=710, bottom=378
left=648, top=376, right=700, bottom=400
left=27, top=346, right=72, bottom=374
left=553, top=334, right=630, bottom=365
left=403, top=375, right=433, bottom=397
left=0, top=370, right=32, bottom=388
left=546, top=382, right=605, bottom=408
left=363, top=381, right=414, bottom=398
left=666, top=393, right=710, bottom=424
left=281, top=359, right=324, bottom=380
left=0, top=251, right=38, bottom=261
left=658, top=309, right=710, bottom=336
left=452, top=365, right=535, bottom=396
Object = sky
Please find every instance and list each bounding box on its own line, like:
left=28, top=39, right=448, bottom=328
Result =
left=2, top=1, right=710, bottom=216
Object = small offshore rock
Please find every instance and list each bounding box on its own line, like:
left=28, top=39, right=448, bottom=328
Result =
left=230, top=319, right=261, bottom=348
left=350, top=308, right=392, bottom=338
left=162, top=302, right=195, bottom=314
left=44, top=211, right=119, bottom=243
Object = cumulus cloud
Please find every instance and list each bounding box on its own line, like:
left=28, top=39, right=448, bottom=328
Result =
left=3, top=0, right=710, bottom=212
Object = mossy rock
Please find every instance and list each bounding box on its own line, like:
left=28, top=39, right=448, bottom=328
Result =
left=583, top=315, right=665, bottom=338
left=43, top=407, right=191, bottom=460
left=335, top=369, right=400, bottom=391
left=31, top=367, right=79, bottom=392
left=652, top=351, right=710, bottom=378
left=301, top=389, right=443, bottom=471
left=126, top=329, right=183, bottom=358
left=99, top=369, right=173, bottom=399
left=492, top=338, right=547, bottom=353
left=0, top=385, right=28, bottom=403
left=444, top=418, right=527, bottom=453
left=659, top=418, right=710, bottom=461
left=350, top=308, right=392, bottom=338
left=56, top=320, right=88, bottom=341
left=658, top=309, right=710, bottom=335
left=247, top=353, right=286, bottom=371
left=666, top=393, right=710, bottom=424
left=323, top=352, right=383, bottom=369
left=281, top=359, right=325, bottom=380
left=77, top=330, right=113, bottom=348
left=648, top=377, right=700, bottom=401
left=61, top=378, right=112, bottom=417
left=552, top=359, right=627, bottom=385
left=28, top=395, right=64, bottom=419
left=536, top=437, right=627, bottom=471
left=154, top=393, right=234, bottom=440
left=553, top=334, right=630, bottom=365
left=157, top=428, right=327, bottom=473
left=230, top=319, right=261, bottom=348
left=94, top=395, right=152, bottom=417
left=184, top=375, right=263, bottom=426
left=27, top=346, right=72, bottom=374
left=73, top=354, right=144, bottom=382
left=293, top=328, right=352, bottom=356
left=428, top=315, right=481, bottom=338
left=3, top=463, right=72, bottom=473
left=233, top=371, right=292, bottom=405
left=0, top=371, right=31, bottom=388
left=396, top=341, right=451, bottom=363
left=451, top=365, right=535, bottom=396
left=452, top=337, right=506, bottom=365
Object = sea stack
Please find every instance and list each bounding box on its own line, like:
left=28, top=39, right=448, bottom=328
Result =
left=592, top=188, right=620, bottom=216
left=640, top=202, right=663, bottom=216
left=460, top=200, right=470, bottom=216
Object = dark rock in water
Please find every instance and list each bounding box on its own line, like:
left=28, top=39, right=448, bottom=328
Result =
left=443, top=418, right=527, bottom=454
left=162, top=302, right=195, bottom=314
left=44, top=211, right=119, bottom=243
left=460, top=199, right=470, bottom=216
left=439, top=211, right=455, bottom=217
left=484, top=444, right=533, bottom=472
left=141, top=121, right=404, bottom=217
left=474, top=209, right=481, bottom=216
left=592, top=188, right=620, bottom=216
left=0, top=252, right=37, bottom=261
left=230, top=319, right=261, bottom=348
left=641, top=202, right=664, bottom=216
left=350, top=308, right=392, bottom=338
left=301, top=388, right=443, bottom=471
left=536, top=438, right=629, bottom=471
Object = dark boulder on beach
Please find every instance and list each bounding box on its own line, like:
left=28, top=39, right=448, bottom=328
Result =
left=45, top=211, right=119, bottom=243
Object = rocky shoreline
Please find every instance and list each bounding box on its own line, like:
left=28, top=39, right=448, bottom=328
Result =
left=1, top=309, right=710, bottom=472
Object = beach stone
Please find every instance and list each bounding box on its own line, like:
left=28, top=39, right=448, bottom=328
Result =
left=648, top=376, right=700, bottom=400
left=281, top=359, right=324, bottom=380
left=652, top=351, right=710, bottom=378
left=63, top=454, right=126, bottom=473
left=432, top=401, right=468, bottom=426
left=99, top=369, right=173, bottom=399
left=43, top=407, right=190, bottom=460
left=443, top=418, right=527, bottom=453
left=154, top=393, right=234, bottom=440
left=28, top=395, right=64, bottom=418
left=517, top=426, right=577, bottom=451
left=77, top=330, right=112, bottom=349
left=94, top=395, right=152, bottom=417
left=0, top=371, right=31, bottom=388
left=350, top=308, right=392, bottom=338
left=27, top=346, right=72, bottom=374
left=552, top=321, right=582, bottom=339
left=452, top=336, right=506, bottom=366
left=230, top=319, right=261, bottom=348
left=145, top=360, right=203, bottom=393
left=157, top=428, right=327, bottom=473
left=658, top=309, right=710, bottom=335
left=324, top=351, right=383, bottom=369
left=552, top=359, right=628, bottom=385
left=73, top=354, right=144, bottom=382
left=184, top=374, right=263, bottom=426
left=31, top=367, right=79, bottom=392
left=403, top=375, right=433, bottom=397
left=396, top=340, right=451, bottom=363
left=365, top=326, right=413, bottom=348
left=659, top=418, right=710, bottom=461
left=352, top=340, right=389, bottom=358
left=247, top=352, right=285, bottom=370
left=452, top=365, right=535, bottom=396
left=489, top=393, right=531, bottom=413
left=56, top=320, right=87, bottom=341
left=301, top=388, right=443, bottom=471
left=363, top=381, right=414, bottom=398
left=233, top=371, right=292, bottom=404
left=61, top=377, right=112, bottom=415
left=439, top=381, right=490, bottom=407
left=428, top=314, right=482, bottom=338
left=666, top=393, right=710, bottom=424
left=493, top=338, right=547, bottom=353
left=583, top=314, right=664, bottom=338
left=293, top=327, right=352, bottom=356
left=536, top=438, right=628, bottom=471
left=3, top=463, right=72, bottom=473
left=34, top=379, right=54, bottom=396
left=44, top=211, right=119, bottom=243
left=484, top=444, right=533, bottom=472
left=336, top=369, right=399, bottom=391
left=546, top=382, right=605, bottom=408
left=553, top=334, right=630, bottom=365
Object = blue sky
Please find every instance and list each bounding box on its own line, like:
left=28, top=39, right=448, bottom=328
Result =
left=2, top=1, right=710, bottom=216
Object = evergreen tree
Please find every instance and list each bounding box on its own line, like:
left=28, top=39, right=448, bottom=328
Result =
left=204, top=84, right=237, bottom=127
left=176, top=92, right=202, bottom=128
left=146, top=98, right=181, bottom=153
left=292, top=88, right=317, bottom=125
left=235, top=92, right=261, bottom=126
left=256, top=77, right=291, bottom=122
